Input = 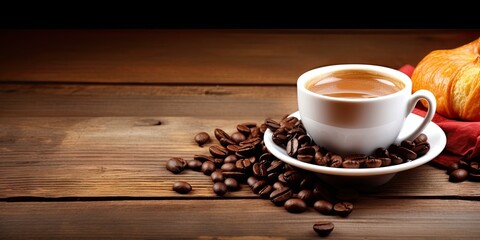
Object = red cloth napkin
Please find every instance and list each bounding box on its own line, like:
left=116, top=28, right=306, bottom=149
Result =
left=400, top=64, right=480, bottom=168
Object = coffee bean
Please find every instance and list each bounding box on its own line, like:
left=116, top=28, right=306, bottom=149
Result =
left=211, top=170, right=225, bottom=182
left=284, top=198, right=307, bottom=213
left=414, top=133, right=428, bottom=144
left=314, top=151, right=328, bottom=166
left=412, top=142, right=430, bottom=157
left=214, top=128, right=231, bottom=141
left=224, top=178, right=240, bottom=191
left=201, top=161, right=216, bottom=176
left=235, top=158, right=253, bottom=173
left=272, top=181, right=284, bottom=190
left=236, top=124, right=251, bottom=137
left=396, top=146, right=417, bottom=160
left=265, top=118, right=281, bottom=131
left=297, top=134, right=312, bottom=146
left=259, top=123, right=268, bottom=134
left=193, top=154, right=214, bottom=163
left=449, top=169, right=468, bottom=182
left=333, top=202, right=353, bottom=217
left=221, top=162, right=237, bottom=172
left=258, top=185, right=274, bottom=199
left=329, top=154, right=343, bottom=168
left=194, top=132, right=210, bottom=146
left=283, top=170, right=303, bottom=187
left=252, top=180, right=269, bottom=194
left=281, top=116, right=298, bottom=130
left=247, top=176, right=259, bottom=188
left=342, top=159, right=360, bottom=168
left=252, top=162, right=268, bottom=179
left=213, top=182, right=228, bottom=196
left=220, top=138, right=237, bottom=148
left=231, top=131, right=247, bottom=144
left=313, top=200, right=333, bottom=215
left=187, top=159, right=203, bottom=171
left=389, top=153, right=404, bottom=165
left=240, top=137, right=262, bottom=148
left=266, top=160, right=284, bottom=174
left=379, top=157, right=392, bottom=167
left=365, top=158, right=382, bottom=168
left=172, top=181, right=192, bottom=194
left=209, top=145, right=229, bottom=158
left=166, top=158, right=186, bottom=174
left=224, top=154, right=238, bottom=164
left=270, top=187, right=293, bottom=206
left=313, top=222, right=334, bottom=237
left=237, top=144, right=256, bottom=157
left=297, top=189, right=315, bottom=206
left=374, top=147, right=389, bottom=158
left=213, top=158, right=224, bottom=168
left=401, top=140, right=415, bottom=150
left=286, top=138, right=299, bottom=157
left=277, top=171, right=288, bottom=184
left=272, top=133, right=288, bottom=146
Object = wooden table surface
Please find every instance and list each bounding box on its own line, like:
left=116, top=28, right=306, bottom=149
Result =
left=1, top=29, right=480, bottom=239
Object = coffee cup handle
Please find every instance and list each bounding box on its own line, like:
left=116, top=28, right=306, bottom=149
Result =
left=396, top=90, right=437, bottom=143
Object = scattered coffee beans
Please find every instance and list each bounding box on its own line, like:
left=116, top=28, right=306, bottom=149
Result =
left=201, top=161, right=216, bottom=176
left=166, top=116, right=367, bottom=237
left=284, top=198, right=307, bottom=213
left=333, top=201, right=354, bottom=217
left=446, top=159, right=480, bottom=182
left=213, top=182, right=228, bottom=196
left=172, top=181, right=192, bottom=194
left=194, top=132, right=211, bottom=146
left=187, top=159, right=203, bottom=171
left=166, top=157, right=186, bottom=174
left=313, top=222, right=334, bottom=237
left=224, top=177, right=240, bottom=191
left=449, top=168, right=468, bottom=182
left=313, top=200, right=334, bottom=215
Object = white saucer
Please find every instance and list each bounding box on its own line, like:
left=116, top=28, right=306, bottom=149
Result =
left=264, top=111, right=447, bottom=187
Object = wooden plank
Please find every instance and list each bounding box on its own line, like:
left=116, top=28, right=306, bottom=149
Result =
left=0, top=29, right=478, bottom=84
left=1, top=84, right=477, bottom=198
left=1, top=199, right=479, bottom=239
left=1, top=116, right=477, bottom=198
left=0, top=84, right=298, bottom=118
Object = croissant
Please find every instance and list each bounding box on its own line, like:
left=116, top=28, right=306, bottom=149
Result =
left=411, top=37, right=480, bottom=121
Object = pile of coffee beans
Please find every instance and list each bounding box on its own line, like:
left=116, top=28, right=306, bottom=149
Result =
left=446, top=159, right=480, bottom=182
left=166, top=117, right=356, bottom=237
left=268, top=116, right=431, bottom=168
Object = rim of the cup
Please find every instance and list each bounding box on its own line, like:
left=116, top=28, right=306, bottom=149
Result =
left=297, top=64, right=412, bottom=102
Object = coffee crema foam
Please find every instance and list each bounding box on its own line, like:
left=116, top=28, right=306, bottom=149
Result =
left=306, top=70, right=405, bottom=98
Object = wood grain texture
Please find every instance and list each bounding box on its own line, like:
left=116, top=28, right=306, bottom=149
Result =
left=1, top=116, right=477, bottom=198
left=1, top=199, right=479, bottom=239
left=1, top=84, right=478, bottom=198
left=1, top=29, right=478, bottom=84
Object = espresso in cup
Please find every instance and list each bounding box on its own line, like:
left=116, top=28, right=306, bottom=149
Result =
left=297, top=64, right=436, bottom=156
left=306, top=70, right=405, bottom=99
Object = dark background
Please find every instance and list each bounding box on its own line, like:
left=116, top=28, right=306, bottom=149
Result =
left=1, top=2, right=479, bottom=29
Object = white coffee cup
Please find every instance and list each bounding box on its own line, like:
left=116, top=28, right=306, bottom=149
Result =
left=297, top=64, right=436, bottom=156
